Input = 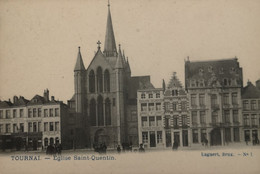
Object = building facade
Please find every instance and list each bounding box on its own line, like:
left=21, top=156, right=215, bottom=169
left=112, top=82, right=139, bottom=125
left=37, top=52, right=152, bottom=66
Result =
left=68, top=3, right=154, bottom=149
left=185, top=58, right=244, bottom=147
left=241, top=81, right=260, bottom=145
left=0, top=89, right=69, bottom=151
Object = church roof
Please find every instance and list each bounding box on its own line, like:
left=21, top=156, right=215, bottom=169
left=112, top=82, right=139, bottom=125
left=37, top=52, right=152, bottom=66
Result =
left=103, top=4, right=117, bottom=57
left=242, top=81, right=260, bottom=99
left=74, top=47, right=85, bottom=71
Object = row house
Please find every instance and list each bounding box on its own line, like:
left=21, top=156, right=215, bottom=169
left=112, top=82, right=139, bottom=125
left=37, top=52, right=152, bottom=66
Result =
left=0, top=89, right=69, bottom=151
left=241, top=81, right=260, bottom=145
left=185, top=58, right=244, bottom=147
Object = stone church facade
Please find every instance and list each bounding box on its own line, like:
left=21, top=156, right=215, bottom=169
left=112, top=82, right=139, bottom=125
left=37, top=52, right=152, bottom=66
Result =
left=68, top=3, right=153, bottom=149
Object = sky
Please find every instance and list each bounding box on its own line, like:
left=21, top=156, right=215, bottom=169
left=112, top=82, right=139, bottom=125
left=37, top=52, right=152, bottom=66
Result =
left=0, top=0, right=260, bottom=102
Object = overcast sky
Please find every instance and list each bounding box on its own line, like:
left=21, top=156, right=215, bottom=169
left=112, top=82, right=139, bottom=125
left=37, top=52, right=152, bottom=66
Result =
left=0, top=0, right=260, bottom=102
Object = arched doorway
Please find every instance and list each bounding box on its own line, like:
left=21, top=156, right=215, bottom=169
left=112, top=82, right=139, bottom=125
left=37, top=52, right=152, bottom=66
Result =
left=94, top=129, right=109, bottom=145
left=210, top=128, right=222, bottom=146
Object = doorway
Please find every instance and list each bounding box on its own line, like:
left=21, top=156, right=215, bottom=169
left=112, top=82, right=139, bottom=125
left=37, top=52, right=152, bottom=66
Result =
left=149, top=131, right=156, bottom=147
left=182, top=130, right=189, bottom=146
left=210, top=128, right=221, bottom=146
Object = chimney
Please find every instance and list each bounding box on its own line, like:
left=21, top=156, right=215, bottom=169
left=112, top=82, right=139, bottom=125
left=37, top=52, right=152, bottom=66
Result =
left=51, top=96, right=55, bottom=101
left=43, top=89, right=49, bottom=101
left=13, top=96, right=18, bottom=104
left=256, top=79, right=260, bottom=90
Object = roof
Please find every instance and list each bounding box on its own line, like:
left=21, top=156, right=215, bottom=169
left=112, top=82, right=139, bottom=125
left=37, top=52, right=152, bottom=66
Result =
left=74, top=47, right=85, bottom=71
left=13, top=96, right=29, bottom=106
left=0, top=100, right=13, bottom=108
left=185, top=58, right=243, bottom=88
left=242, top=82, right=260, bottom=99
left=128, top=76, right=155, bottom=99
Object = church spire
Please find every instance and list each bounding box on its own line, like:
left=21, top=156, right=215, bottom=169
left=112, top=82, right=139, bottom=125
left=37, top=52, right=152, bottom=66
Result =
left=103, top=0, right=117, bottom=57
left=115, top=44, right=124, bottom=69
left=74, top=47, right=85, bottom=71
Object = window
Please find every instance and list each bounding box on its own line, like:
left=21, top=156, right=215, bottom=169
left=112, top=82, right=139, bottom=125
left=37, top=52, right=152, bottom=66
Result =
left=181, top=101, right=186, bottom=110
left=28, top=122, right=32, bottom=132
left=200, top=111, right=206, bottom=124
left=212, top=111, right=218, bottom=124
left=243, top=114, right=250, bottom=126
left=97, top=67, right=103, bottom=93
left=192, top=111, right=197, bottom=124
left=191, top=94, right=197, bottom=106
left=28, top=109, right=32, bottom=118
left=232, top=93, right=238, bottom=105
left=13, top=110, right=17, bottom=118
left=164, top=102, right=170, bottom=112
left=149, top=116, right=155, bottom=127
left=38, top=122, right=41, bottom=132
left=6, top=110, right=11, bottom=119
left=165, top=117, right=171, bottom=128
left=38, top=108, right=41, bottom=117
left=44, top=109, right=48, bottom=117
left=156, top=116, right=162, bottom=126
left=141, top=93, right=145, bottom=99
left=243, top=100, right=249, bottom=110
left=182, top=115, right=187, bottom=126
left=148, top=93, right=153, bottom=98
left=142, top=132, right=148, bottom=143
left=33, top=108, right=36, bottom=117
left=97, top=96, right=104, bottom=126
left=55, top=122, right=59, bottom=131
left=104, top=69, right=110, bottom=92
left=172, top=102, right=177, bottom=111
left=55, top=108, right=59, bottom=116
left=44, top=138, right=48, bottom=147
left=49, top=109, right=53, bottom=117
left=172, top=90, right=178, bottom=96
left=105, top=98, right=112, bottom=125
left=44, top=122, right=48, bottom=131
left=19, top=109, right=24, bottom=117
left=6, top=124, right=11, bottom=133
left=251, top=114, right=257, bottom=126
left=223, top=93, right=229, bottom=105
left=49, top=122, right=54, bottom=131
left=258, top=100, right=260, bottom=110
left=0, top=110, right=3, bottom=119
left=156, top=103, right=161, bottom=111
left=90, top=99, right=96, bottom=126
left=223, top=79, right=228, bottom=86
left=89, top=70, right=95, bottom=93
left=232, top=128, right=239, bottom=142
left=113, top=98, right=116, bottom=106
left=156, top=93, right=160, bottom=98
left=199, top=94, right=205, bottom=106
left=173, top=116, right=178, bottom=127
left=251, top=100, right=257, bottom=110
left=223, top=110, right=230, bottom=123
left=141, top=117, right=148, bottom=127
left=33, top=122, right=37, bottom=132
left=141, top=103, right=147, bottom=112
left=148, top=103, right=155, bottom=111
left=13, top=124, right=17, bottom=133
left=192, top=129, right=198, bottom=143
left=211, top=94, right=218, bottom=107
left=0, top=124, right=3, bottom=133
left=20, top=123, right=24, bottom=132
left=157, top=131, right=163, bottom=143
left=233, top=110, right=239, bottom=123
left=201, top=129, right=206, bottom=143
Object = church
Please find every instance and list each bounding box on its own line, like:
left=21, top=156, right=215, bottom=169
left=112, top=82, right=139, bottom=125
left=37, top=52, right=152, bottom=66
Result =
left=67, top=2, right=154, bottom=149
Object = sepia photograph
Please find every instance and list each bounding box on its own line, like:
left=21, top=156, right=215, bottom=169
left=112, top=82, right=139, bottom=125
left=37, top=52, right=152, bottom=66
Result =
left=0, top=0, right=260, bottom=173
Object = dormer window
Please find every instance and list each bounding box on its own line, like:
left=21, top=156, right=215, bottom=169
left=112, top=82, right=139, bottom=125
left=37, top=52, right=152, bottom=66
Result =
left=141, top=93, right=145, bottom=99
left=199, top=80, right=204, bottom=87
left=148, top=93, right=153, bottom=98
left=156, top=93, right=160, bottom=98
left=230, top=67, right=235, bottom=73
left=223, top=79, right=228, bottom=86
left=208, top=66, right=213, bottom=73
left=219, top=68, right=224, bottom=74
left=199, top=69, right=204, bottom=76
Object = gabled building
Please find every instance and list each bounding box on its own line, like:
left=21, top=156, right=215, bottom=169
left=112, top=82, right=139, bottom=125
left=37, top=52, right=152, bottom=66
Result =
left=185, top=58, right=243, bottom=147
left=68, top=2, right=153, bottom=149
left=164, top=72, right=190, bottom=148
left=241, top=80, right=260, bottom=145
left=0, top=89, right=69, bottom=151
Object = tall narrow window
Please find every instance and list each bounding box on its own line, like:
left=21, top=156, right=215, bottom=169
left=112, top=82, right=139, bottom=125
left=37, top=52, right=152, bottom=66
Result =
left=232, top=93, right=238, bottom=105
left=90, top=99, right=96, bottom=126
left=192, top=111, right=197, bottom=124
left=223, top=93, right=229, bottom=105
left=97, top=67, right=103, bottom=93
left=104, top=69, right=110, bottom=92
left=212, top=111, right=218, bottom=124
left=89, top=70, right=95, bottom=93
left=200, top=111, right=206, bottom=124
left=105, top=98, right=111, bottom=126
left=211, top=94, right=218, bottom=107
left=223, top=110, right=230, bottom=123
left=97, top=95, right=104, bottom=126
left=191, top=94, right=197, bottom=106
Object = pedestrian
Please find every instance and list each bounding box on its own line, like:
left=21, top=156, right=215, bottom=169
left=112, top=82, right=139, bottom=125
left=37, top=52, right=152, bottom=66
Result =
left=117, top=145, right=121, bottom=153
left=139, top=144, right=145, bottom=152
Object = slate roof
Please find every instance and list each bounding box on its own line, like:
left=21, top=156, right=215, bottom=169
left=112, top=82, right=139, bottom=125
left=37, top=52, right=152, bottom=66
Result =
left=185, top=58, right=243, bottom=88
left=242, top=81, right=260, bottom=99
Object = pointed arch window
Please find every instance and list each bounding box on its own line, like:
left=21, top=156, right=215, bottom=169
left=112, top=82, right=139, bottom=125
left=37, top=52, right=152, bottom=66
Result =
left=105, top=98, right=111, bottom=126
left=97, top=95, right=104, bottom=126
left=104, top=69, right=110, bottom=92
left=89, top=70, right=95, bottom=93
left=97, top=67, right=103, bottom=93
left=90, top=99, right=96, bottom=126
